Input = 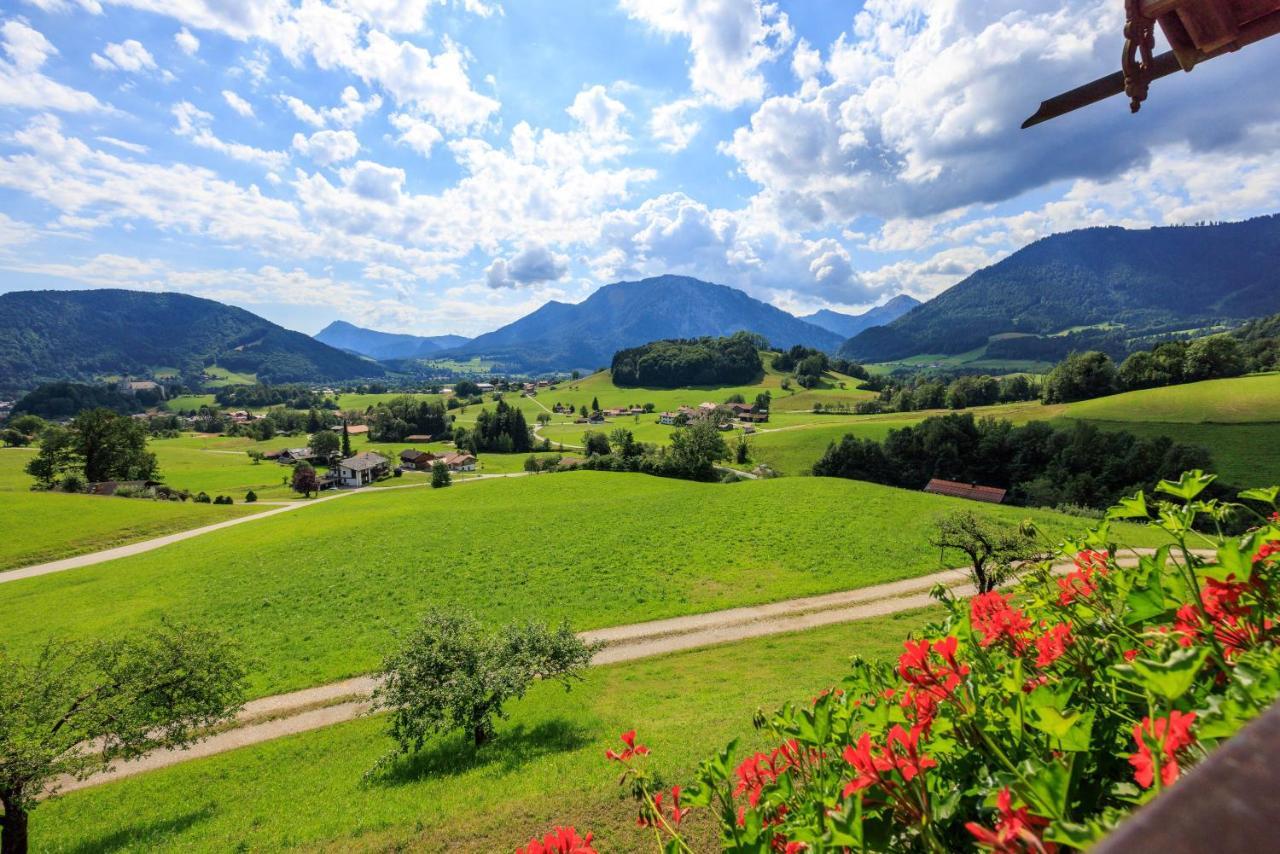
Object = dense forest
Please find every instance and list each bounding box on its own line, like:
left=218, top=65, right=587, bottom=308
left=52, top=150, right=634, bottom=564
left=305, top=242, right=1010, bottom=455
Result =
left=0, top=289, right=381, bottom=391
left=366, top=396, right=453, bottom=442
left=611, top=332, right=764, bottom=387
left=214, top=385, right=337, bottom=410
left=11, top=382, right=151, bottom=419
left=812, top=413, right=1213, bottom=510
left=841, top=215, right=1280, bottom=362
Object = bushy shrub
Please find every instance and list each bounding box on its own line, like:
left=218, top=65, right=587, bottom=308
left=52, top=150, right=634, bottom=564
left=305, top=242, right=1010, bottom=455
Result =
left=531, top=472, right=1280, bottom=851
left=193, top=491, right=211, bottom=504
left=245, top=490, right=258, bottom=503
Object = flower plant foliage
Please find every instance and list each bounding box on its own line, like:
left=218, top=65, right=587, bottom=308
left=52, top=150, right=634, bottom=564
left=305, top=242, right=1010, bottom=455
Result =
left=524, top=471, right=1280, bottom=852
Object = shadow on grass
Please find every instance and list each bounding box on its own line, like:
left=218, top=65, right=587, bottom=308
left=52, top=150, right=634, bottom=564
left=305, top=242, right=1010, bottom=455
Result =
left=59, top=806, right=215, bottom=854
left=371, top=718, right=589, bottom=787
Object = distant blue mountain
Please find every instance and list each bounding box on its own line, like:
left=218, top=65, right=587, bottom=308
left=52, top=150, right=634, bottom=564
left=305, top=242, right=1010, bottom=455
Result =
left=442, top=275, right=845, bottom=371
left=314, top=321, right=471, bottom=361
left=800, top=294, right=921, bottom=339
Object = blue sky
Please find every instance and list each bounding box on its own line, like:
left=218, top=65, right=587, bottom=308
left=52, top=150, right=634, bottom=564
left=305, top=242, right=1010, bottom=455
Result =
left=2, top=0, right=1279, bottom=337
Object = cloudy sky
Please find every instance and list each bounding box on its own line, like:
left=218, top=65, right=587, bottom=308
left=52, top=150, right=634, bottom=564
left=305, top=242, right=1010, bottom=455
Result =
left=1, top=0, right=1279, bottom=336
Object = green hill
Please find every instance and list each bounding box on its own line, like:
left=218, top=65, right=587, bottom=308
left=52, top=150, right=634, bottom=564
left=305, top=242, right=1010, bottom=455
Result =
left=842, top=215, right=1280, bottom=362
left=0, top=289, right=383, bottom=391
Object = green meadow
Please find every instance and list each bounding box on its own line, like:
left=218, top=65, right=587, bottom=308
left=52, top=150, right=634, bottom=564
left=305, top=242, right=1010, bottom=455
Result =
left=0, top=450, right=260, bottom=571
left=0, top=472, right=1164, bottom=698
left=31, top=608, right=937, bottom=854
left=1062, top=372, right=1280, bottom=423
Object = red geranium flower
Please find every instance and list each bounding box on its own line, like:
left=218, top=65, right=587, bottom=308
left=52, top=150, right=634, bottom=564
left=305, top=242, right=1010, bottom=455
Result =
left=841, top=726, right=937, bottom=797
left=734, top=740, right=807, bottom=806
left=970, top=591, right=1032, bottom=654
left=516, top=826, right=597, bottom=854
left=965, top=787, right=1056, bottom=853
left=605, top=729, right=650, bottom=762
left=1056, top=550, right=1108, bottom=605
left=897, top=636, right=969, bottom=713
left=1034, top=622, right=1073, bottom=667
left=1129, top=711, right=1197, bottom=789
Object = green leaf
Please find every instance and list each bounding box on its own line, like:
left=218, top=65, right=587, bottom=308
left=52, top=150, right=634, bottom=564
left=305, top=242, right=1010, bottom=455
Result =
left=1239, top=486, right=1279, bottom=506
left=1156, top=470, right=1216, bottom=501
left=1031, top=706, right=1094, bottom=752
left=1107, top=490, right=1149, bottom=520
left=1209, top=532, right=1264, bottom=583
left=1124, top=548, right=1168, bottom=623
left=1016, top=757, right=1072, bottom=819
left=1114, top=646, right=1210, bottom=701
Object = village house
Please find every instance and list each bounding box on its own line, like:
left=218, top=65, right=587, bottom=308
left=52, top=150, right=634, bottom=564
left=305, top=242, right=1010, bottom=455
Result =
left=476, top=382, right=495, bottom=393
left=403, top=434, right=433, bottom=442
left=398, top=449, right=440, bottom=470
left=336, top=451, right=390, bottom=487
left=923, top=478, right=1007, bottom=504
left=658, top=411, right=678, bottom=425
left=435, top=452, right=477, bottom=472
left=739, top=411, right=769, bottom=423
left=277, top=447, right=316, bottom=464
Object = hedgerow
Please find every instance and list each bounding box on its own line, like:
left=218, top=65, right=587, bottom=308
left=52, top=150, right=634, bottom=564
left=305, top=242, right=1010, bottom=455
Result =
left=523, top=471, right=1280, bottom=852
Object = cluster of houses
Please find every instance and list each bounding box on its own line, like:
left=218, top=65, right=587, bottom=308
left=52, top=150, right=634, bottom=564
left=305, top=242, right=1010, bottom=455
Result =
left=519, top=380, right=552, bottom=396
left=658, top=402, right=769, bottom=429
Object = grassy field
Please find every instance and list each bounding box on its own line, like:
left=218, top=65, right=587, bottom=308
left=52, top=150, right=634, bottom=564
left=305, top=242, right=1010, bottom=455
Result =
left=1062, top=373, right=1280, bottom=423
left=31, top=608, right=939, bottom=853
left=1059, top=420, right=1280, bottom=487
left=0, top=473, right=1163, bottom=698
left=163, top=394, right=217, bottom=412
left=0, top=450, right=261, bottom=570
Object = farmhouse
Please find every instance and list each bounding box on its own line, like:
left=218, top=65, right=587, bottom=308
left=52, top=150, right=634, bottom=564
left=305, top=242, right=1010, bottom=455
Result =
left=278, top=447, right=316, bottom=464
left=923, top=478, right=1007, bottom=504
left=336, top=451, right=390, bottom=487
left=476, top=382, right=495, bottom=392
left=739, top=411, right=769, bottom=423
left=399, top=449, right=433, bottom=469
left=658, top=411, right=678, bottom=425
left=434, top=452, right=477, bottom=472
left=403, top=434, right=433, bottom=442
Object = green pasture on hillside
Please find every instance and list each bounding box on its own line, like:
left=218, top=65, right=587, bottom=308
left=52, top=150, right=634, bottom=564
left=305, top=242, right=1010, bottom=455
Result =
left=0, top=450, right=260, bottom=570
left=32, top=609, right=938, bottom=853
left=1062, top=373, right=1280, bottom=423
left=0, top=473, right=1164, bottom=698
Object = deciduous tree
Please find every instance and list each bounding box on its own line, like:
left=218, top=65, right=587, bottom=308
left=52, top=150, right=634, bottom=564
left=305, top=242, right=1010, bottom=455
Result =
left=0, top=623, right=244, bottom=854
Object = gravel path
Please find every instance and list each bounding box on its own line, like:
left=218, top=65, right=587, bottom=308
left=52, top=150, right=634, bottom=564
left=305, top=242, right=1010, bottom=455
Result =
left=54, top=548, right=1200, bottom=793
left=2, top=473, right=530, bottom=584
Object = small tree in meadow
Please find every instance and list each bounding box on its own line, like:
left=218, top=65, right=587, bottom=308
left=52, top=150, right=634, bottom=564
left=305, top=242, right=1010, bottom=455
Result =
left=245, top=490, right=258, bottom=503
left=930, top=510, right=1040, bottom=593
left=0, top=623, right=245, bottom=854
left=430, top=460, right=451, bottom=488
left=523, top=455, right=541, bottom=473
left=291, top=463, right=319, bottom=498
left=371, top=611, right=597, bottom=766
left=246, top=449, right=264, bottom=465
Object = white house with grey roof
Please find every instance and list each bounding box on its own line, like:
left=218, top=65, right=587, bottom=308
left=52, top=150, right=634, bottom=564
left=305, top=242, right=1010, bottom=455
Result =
left=336, top=451, right=389, bottom=487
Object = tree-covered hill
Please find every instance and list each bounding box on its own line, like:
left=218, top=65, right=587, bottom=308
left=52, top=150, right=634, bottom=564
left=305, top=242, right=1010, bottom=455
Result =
left=444, top=275, right=843, bottom=372
left=841, top=215, right=1280, bottom=362
left=611, top=332, right=765, bottom=387
left=0, top=289, right=383, bottom=391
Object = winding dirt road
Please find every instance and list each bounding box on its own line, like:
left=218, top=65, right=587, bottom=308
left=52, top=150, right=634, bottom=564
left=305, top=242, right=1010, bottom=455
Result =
left=54, top=548, right=1200, bottom=794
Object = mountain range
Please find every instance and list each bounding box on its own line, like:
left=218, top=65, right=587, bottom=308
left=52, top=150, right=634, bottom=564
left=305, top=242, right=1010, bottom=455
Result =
left=3, top=215, right=1278, bottom=389
left=799, top=295, right=920, bottom=339
left=314, top=321, right=470, bottom=361
left=841, top=215, right=1280, bottom=362
left=437, top=275, right=845, bottom=371
left=0, top=289, right=380, bottom=391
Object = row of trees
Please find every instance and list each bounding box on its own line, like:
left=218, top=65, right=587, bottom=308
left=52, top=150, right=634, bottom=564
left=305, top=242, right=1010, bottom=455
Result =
left=1043, top=334, right=1250, bottom=403
left=572, top=420, right=729, bottom=481
left=213, top=384, right=336, bottom=410
left=812, top=413, right=1212, bottom=510
left=857, top=372, right=1039, bottom=414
